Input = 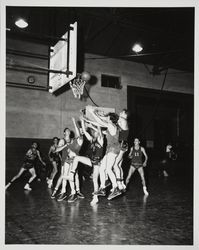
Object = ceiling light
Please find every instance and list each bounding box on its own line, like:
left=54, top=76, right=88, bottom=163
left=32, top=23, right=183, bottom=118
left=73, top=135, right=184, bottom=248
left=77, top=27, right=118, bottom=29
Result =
left=15, top=18, right=28, bottom=28
left=132, top=43, right=143, bottom=53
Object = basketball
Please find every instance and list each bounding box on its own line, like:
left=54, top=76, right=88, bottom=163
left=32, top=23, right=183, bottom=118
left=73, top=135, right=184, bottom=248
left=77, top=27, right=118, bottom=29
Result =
left=81, top=71, right=91, bottom=81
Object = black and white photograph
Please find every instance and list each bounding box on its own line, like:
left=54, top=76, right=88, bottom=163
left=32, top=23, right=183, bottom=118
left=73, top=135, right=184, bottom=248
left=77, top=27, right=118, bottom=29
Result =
left=1, top=0, right=198, bottom=247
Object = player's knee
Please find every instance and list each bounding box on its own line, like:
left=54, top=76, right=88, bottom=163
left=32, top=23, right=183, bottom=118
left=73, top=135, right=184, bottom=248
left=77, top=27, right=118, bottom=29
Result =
left=99, top=164, right=106, bottom=172
left=60, top=174, right=65, bottom=179
left=32, top=173, right=37, bottom=179
left=53, top=165, right=58, bottom=171
left=74, top=156, right=80, bottom=164
left=16, top=171, right=23, bottom=177
left=92, top=177, right=98, bottom=184
left=106, top=167, right=113, bottom=174
left=126, top=175, right=131, bottom=180
left=93, top=171, right=98, bottom=179
left=140, top=174, right=144, bottom=179
left=112, top=164, right=117, bottom=171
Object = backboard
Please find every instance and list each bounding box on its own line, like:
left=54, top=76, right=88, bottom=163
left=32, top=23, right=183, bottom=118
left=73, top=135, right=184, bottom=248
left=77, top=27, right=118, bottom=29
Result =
left=48, top=22, right=77, bottom=93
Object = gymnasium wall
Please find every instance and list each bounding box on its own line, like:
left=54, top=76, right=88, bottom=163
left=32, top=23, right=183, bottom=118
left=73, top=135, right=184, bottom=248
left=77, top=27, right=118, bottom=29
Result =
left=6, top=39, right=193, bottom=139
left=84, top=53, right=194, bottom=95
left=5, top=38, right=193, bottom=177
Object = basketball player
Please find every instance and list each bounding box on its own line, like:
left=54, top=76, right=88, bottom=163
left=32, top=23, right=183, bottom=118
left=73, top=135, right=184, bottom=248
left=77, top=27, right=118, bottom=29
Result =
left=126, top=138, right=149, bottom=196
left=51, top=118, right=84, bottom=202
left=113, top=109, right=129, bottom=191
left=69, top=116, right=104, bottom=205
left=87, top=105, right=122, bottom=200
left=47, top=137, right=61, bottom=188
left=50, top=128, right=71, bottom=199
left=160, top=143, right=177, bottom=177
left=5, top=142, right=46, bottom=190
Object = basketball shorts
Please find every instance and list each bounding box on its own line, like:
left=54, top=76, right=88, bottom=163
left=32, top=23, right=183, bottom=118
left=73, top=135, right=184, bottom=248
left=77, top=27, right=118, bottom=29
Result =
left=131, top=163, right=143, bottom=169
left=22, top=161, right=35, bottom=170
left=62, top=162, right=73, bottom=180
left=91, top=156, right=102, bottom=166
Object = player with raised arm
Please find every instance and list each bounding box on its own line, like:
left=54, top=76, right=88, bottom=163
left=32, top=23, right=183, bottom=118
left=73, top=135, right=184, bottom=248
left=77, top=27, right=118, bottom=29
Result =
left=113, top=109, right=129, bottom=192
left=87, top=105, right=122, bottom=200
left=69, top=115, right=104, bottom=205
left=51, top=118, right=84, bottom=202
left=47, top=137, right=61, bottom=188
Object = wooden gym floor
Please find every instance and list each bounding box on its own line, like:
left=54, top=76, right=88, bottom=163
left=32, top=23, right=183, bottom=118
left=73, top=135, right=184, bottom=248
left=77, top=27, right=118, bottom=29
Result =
left=5, top=169, right=193, bottom=245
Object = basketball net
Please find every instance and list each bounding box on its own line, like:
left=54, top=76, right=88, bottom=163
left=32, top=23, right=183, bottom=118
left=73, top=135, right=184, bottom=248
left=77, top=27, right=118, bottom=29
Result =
left=69, top=72, right=90, bottom=99
left=69, top=78, right=85, bottom=99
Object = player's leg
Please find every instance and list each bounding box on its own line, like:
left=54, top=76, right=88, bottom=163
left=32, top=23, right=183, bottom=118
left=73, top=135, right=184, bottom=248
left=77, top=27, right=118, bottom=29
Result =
left=161, top=159, right=169, bottom=177
left=118, top=159, right=126, bottom=189
left=67, top=160, right=79, bottom=203
left=56, top=164, right=69, bottom=201
left=75, top=171, right=85, bottom=199
left=97, top=155, right=107, bottom=193
left=51, top=164, right=64, bottom=198
left=24, top=167, right=37, bottom=190
left=57, top=162, right=71, bottom=201
left=70, top=156, right=92, bottom=175
left=138, top=167, right=149, bottom=195
left=48, top=161, right=58, bottom=188
left=56, top=178, right=68, bottom=201
left=90, top=164, right=100, bottom=205
left=6, top=167, right=26, bottom=189
left=106, top=152, right=122, bottom=200
left=125, top=165, right=136, bottom=187
left=106, top=152, right=118, bottom=189
left=68, top=178, right=78, bottom=203
left=113, top=150, right=125, bottom=190
left=93, top=164, right=100, bottom=193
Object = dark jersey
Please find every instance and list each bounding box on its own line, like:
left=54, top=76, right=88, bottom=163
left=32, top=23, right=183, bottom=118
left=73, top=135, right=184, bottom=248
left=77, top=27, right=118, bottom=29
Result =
left=23, top=148, right=38, bottom=169
left=163, top=150, right=176, bottom=163
left=61, top=137, right=83, bottom=165
left=50, top=150, right=60, bottom=163
left=119, top=129, right=129, bottom=142
left=119, top=129, right=129, bottom=150
left=89, top=141, right=104, bottom=164
left=130, top=146, right=143, bottom=165
left=67, top=137, right=82, bottom=156
left=25, top=148, right=37, bottom=162
left=49, top=144, right=60, bottom=162
left=106, top=128, right=120, bottom=154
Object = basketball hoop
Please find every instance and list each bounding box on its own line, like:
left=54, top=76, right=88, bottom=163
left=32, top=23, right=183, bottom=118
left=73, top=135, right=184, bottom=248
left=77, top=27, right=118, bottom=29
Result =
left=70, top=72, right=91, bottom=99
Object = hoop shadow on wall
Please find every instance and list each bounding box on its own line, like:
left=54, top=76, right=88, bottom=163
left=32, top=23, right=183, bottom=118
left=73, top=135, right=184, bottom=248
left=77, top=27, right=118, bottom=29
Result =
left=52, top=82, right=71, bottom=96
left=81, top=75, right=98, bottom=102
